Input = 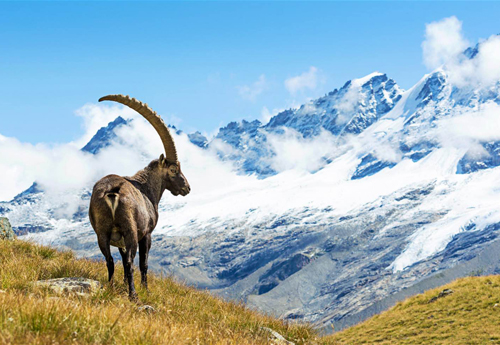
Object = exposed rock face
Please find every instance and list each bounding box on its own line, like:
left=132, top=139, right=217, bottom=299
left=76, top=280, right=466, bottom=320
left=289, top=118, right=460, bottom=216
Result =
left=351, top=153, right=397, bottom=180
left=457, top=141, right=500, bottom=174
left=0, top=217, right=15, bottom=240
left=187, top=131, right=208, bottom=148
left=35, top=277, right=100, bottom=296
left=256, top=253, right=312, bottom=295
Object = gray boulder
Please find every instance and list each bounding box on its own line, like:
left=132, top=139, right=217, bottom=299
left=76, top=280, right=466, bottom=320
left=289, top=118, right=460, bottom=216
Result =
left=0, top=217, right=15, bottom=240
left=35, top=277, right=101, bottom=296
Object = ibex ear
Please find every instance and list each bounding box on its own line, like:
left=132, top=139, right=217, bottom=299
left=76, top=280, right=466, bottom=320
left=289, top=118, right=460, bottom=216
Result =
left=159, top=154, right=166, bottom=166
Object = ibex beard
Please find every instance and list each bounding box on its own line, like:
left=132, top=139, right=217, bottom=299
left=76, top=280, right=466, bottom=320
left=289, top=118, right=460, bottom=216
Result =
left=89, top=95, right=190, bottom=300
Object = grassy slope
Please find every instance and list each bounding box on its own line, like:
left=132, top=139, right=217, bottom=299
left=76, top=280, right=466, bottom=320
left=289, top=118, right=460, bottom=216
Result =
left=323, top=275, right=500, bottom=344
left=0, top=239, right=317, bottom=345
left=2, top=239, right=500, bottom=345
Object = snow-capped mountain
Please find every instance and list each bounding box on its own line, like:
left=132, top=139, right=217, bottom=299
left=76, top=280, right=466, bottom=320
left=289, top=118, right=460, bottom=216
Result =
left=265, top=72, right=402, bottom=137
left=212, top=72, right=403, bottom=177
left=81, top=116, right=129, bottom=154
left=2, top=61, right=500, bottom=332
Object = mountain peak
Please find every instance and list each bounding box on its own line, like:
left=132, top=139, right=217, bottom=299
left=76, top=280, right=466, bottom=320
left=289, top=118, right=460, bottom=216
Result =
left=81, top=116, right=128, bottom=154
left=351, top=71, right=386, bottom=87
left=188, top=131, right=208, bottom=148
left=206, top=72, right=404, bottom=177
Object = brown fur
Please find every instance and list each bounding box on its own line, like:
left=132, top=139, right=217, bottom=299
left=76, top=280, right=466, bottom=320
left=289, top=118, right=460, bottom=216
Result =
left=89, top=156, right=190, bottom=299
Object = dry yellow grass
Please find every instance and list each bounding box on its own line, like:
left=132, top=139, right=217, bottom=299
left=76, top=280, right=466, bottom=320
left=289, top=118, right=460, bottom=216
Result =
left=322, top=275, right=500, bottom=345
left=3, top=239, right=500, bottom=345
left=0, top=239, right=318, bottom=345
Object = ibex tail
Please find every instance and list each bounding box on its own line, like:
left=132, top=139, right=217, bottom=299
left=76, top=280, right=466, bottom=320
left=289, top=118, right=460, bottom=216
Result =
left=105, top=192, right=120, bottom=220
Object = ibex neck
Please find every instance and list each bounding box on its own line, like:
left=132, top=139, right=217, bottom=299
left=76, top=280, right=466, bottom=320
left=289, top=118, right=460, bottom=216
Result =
left=129, top=167, right=165, bottom=209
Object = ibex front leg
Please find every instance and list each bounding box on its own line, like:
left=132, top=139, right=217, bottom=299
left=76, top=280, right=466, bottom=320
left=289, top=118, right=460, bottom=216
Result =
left=139, top=233, right=152, bottom=289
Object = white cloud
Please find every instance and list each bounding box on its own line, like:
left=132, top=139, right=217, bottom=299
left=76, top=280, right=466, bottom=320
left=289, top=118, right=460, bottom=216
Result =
left=73, top=103, right=137, bottom=148
left=474, top=35, right=500, bottom=85
left=422, top=16, right=469, bottom=70
left=446, top=34, right=500, bottom=87
left=422, top=16, right=500, bottom=88
left=339, top=130, right=402, bottom=165
left=284, top=66, right=321, bottom=95
left=237, top=74, right=268, bottom=101
left=336, top=85, right=361, bottom=125
left=337, top=87, right=359, bottom=114
left=300, top=102, right=318, bottom=114
left=0, top=125, right=152, bottom=215
left=463, top=142, right=489, bottom=161
left=0, top=101, right=247, bottom=219
left=261, top=107, right=273, bottom=125
left=435, top=101, right=500, bottom=148
left=264, top=128, right=337, bottom=173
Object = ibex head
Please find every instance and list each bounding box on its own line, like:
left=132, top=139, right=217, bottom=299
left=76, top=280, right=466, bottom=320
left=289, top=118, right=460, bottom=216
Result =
left=99, top=94, right=190, bottom=197
left=159, top=154, right=190, bottom=196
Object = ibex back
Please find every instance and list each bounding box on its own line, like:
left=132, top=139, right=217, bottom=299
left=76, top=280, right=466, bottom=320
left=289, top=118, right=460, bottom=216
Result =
left=89, top=95, right=190, bottom=300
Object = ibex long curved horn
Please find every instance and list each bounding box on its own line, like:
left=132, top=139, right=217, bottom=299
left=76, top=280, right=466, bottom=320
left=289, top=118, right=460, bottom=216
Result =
left=99, top=94, right=178, bottom=162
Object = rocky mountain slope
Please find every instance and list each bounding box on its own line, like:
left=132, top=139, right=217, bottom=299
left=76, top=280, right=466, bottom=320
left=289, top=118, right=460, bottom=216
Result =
left=2, top=53, right=500, bottom=331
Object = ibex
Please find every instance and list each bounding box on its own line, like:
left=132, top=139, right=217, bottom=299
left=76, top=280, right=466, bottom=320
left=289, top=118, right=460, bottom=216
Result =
left=89, top=95, right=190, bottom=300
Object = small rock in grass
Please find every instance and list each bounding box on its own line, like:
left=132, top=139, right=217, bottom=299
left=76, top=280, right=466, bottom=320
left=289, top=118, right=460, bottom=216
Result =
left=138, top=305, right=156, bottom=313
left=439, top=289, right=454, bottom=297
left=260, top=327, right=295, bottom=345
left=428, top=289, right=454, bottom=303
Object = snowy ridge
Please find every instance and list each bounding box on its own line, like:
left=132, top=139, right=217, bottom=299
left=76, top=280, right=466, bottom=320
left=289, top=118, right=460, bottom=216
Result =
left=209, top=73, right=403, bottom=177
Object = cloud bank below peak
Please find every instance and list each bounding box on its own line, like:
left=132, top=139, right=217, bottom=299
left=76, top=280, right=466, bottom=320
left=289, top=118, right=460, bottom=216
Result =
left=422, top=16, right=500, bottom=88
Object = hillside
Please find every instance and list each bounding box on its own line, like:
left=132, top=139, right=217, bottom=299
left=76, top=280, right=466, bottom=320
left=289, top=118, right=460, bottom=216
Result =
left=325, top=275, right=500, bottom=344
left=0, top=239, right=316, bottom=345
left=2, top=239, right=500, bottom=344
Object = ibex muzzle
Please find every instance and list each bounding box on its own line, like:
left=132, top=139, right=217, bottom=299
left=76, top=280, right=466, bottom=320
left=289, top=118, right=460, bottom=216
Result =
left=89, top=95, right=190, bottom=300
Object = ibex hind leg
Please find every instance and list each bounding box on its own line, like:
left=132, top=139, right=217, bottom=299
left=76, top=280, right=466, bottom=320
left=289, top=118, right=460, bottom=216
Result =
left=97, top=235, right=114, bottom=285
left=118, top=247, right=128, bottom=286
left=122, top=231, right=139, bottom=301
left=139, top=233, right=152, bottom=289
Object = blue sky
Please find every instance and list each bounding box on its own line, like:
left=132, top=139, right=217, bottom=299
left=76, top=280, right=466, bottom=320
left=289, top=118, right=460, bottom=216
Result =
left=1, top=1, right=500, bottom=144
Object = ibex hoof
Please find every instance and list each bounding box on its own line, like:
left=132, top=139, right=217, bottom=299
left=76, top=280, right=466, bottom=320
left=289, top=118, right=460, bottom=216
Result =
left=129, top=293, right=138, bottom=302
